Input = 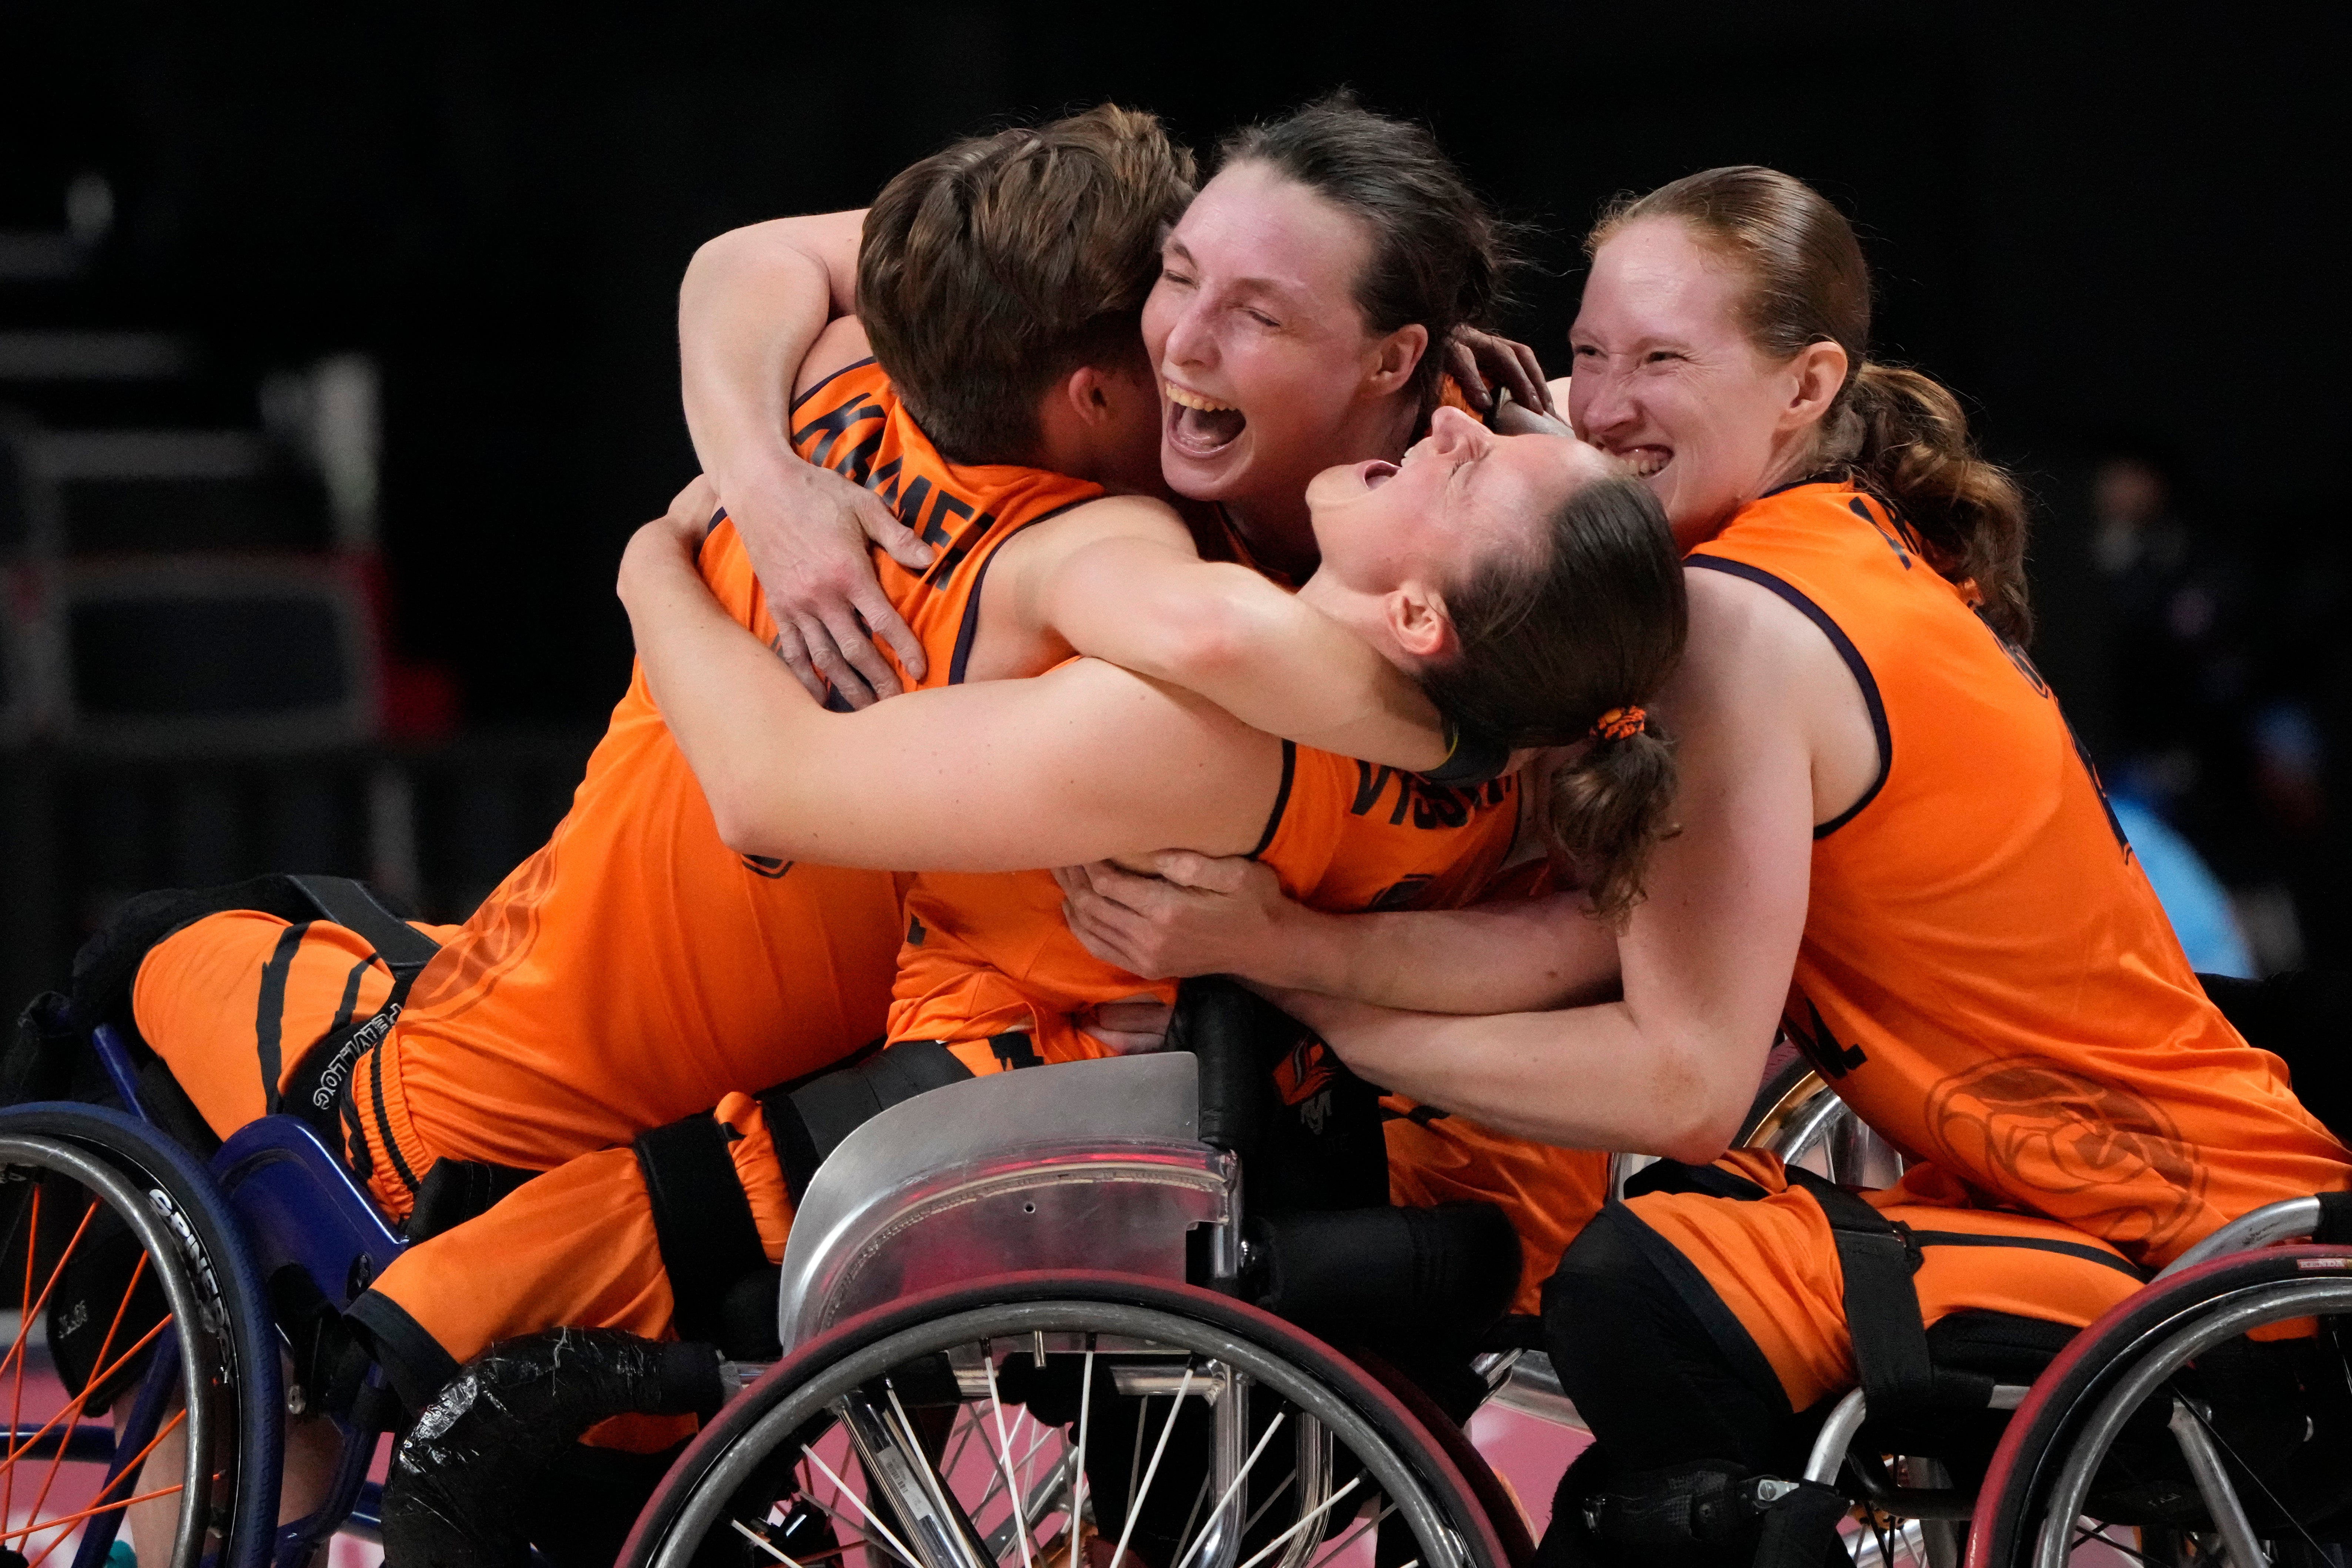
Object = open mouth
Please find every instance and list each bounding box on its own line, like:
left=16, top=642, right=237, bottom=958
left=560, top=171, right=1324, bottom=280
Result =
left=1360, top=459, right=1398, bottom=490
left=1166, top=380, right=1247, bottom=454
left=1618, top=445, right=1671, bottom=479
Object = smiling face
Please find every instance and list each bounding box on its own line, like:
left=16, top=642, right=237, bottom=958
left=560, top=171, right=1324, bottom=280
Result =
left=1568, top=216, right=1827, bottom=544
left=1142, top=162, right=1426, bottom=539
left=1297, top=405, right=1622, bottom=667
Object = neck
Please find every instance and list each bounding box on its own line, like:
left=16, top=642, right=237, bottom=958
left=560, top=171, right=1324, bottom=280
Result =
left=1223, top=390, right=1423, bottom=581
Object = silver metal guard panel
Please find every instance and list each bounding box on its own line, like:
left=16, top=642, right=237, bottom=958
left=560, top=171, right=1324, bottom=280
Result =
left=777, top=1051, right=1230, bottom=1353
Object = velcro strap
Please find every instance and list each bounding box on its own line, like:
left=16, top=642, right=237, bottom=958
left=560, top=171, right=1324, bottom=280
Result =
left=759, top=1040, right=974, bottom=1207
left=633, top=1114, right=768, bottom=1345
left=1787, top=1167, right=1937, bottom=1420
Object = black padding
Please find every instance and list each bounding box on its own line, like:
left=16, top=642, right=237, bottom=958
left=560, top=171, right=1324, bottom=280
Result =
left=1250, top=1202, right=1520, bottom=1353
left=632, top=1113, right=769, bottom=1346
left=1749, top=1477, right=1854, bottom=1568
left=1920, top=1308, right=2078, bottom=1386
left=381, top=1329, right=723, bottom=1568
left=1169, top=977, right=1265, bottom=1158
left=760, top=1040, right=974, bottom=1204
left=1542, top=1206, right=1796, bottom=1475
left=406, top=1158, right=539, bottom=1244
left=2316, top=1188, right=2352, bottom=1247
left=716, top=1265, right=784, bottom=1361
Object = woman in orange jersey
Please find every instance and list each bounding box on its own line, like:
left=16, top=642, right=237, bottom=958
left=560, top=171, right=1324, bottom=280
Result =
left=1065, top=166, right=2352, bottom=1567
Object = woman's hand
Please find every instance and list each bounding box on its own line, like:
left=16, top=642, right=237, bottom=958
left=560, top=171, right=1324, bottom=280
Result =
left=725, top=450, right=935, bottom=708
left=1444, top=327, right=1554, bottom=416
left=1055, top=852, right=1310, bottom=984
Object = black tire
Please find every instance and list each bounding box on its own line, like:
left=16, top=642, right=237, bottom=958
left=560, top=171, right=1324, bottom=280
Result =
left=0, top=1101, right=281, bottom=1568
left=623, top=1273, right=1514, bottom=1568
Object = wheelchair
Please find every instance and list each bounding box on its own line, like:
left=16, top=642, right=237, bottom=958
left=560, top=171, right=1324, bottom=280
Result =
left=7, top=976, right=2351, bottom=1568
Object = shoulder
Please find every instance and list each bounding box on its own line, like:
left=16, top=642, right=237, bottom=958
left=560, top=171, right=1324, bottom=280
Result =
left=993, top=492, right=1195, bottom=578
left=1670, top=562, right=1855, bottom=739
left=791, top=315, right=875, bottom=404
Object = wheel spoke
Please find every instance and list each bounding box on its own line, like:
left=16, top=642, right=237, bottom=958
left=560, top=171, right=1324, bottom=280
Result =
left=1303, top=1499, right=1398, bottom=1568
left=1066, top=1347, right=1093, bottom=1560
left=1106, top=1366, right=1194, bottom=1568
left=984, top=1353, right=1038, bottom=1568
left=1229, top=1474, right=1362, bottom=1568
left=734, top=1516, right=813, bottom=1567
left=1172, top=1410, right=1288, bottom=1568
left=802, top=1441, right=925, bottom=1568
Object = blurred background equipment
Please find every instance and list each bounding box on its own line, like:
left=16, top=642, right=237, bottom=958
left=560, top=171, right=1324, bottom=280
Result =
left=1, top=3, right=2345, bottom=1006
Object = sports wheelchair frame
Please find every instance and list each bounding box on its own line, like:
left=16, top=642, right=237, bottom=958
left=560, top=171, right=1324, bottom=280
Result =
left=3, top=1012, right=2346, bottom=1567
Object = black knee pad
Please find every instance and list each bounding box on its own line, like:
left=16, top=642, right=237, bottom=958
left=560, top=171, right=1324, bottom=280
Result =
left=758, top=1039, right=973, bottom=1203
left=43, top=1202, right=169, bottom=1408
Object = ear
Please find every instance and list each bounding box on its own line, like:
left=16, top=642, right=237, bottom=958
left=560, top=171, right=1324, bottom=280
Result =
left=1057, top=364, right=1121, bottom=429
left=1364, top=322, right=1431, bottom=397
left=1780, top=339, right=1848, bottom=431
left=1384, top=580, right=1457, bottom=662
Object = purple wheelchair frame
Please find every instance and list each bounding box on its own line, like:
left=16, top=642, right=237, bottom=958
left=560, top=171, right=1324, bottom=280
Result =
left=74, top=1020, right=408, bottom=1566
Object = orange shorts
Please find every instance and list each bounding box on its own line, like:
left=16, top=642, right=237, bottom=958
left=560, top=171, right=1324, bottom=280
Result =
left=1621, top=1151, right=2150, bottom=1412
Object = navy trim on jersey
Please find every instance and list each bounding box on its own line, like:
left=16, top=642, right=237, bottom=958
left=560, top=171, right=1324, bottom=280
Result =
left=942, top=496, right=1098, bottom=685
left=789, top=355, right=880, bottom=415
left=1248, top=741, right=1298, bottom=861
left=1908, top=1230, right=2146, bottom=1281
left=1686, top=554, right=1892, bottom=839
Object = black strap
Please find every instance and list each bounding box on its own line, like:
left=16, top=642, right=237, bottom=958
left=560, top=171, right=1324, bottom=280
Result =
left=2315, top=1189, right=2352, bottom=1247
left=406, top=1158, right=539, bottom=1244
left=276, top=876, right=445, bottom=1147
left=1784, top=1167, right=1939, bottom=1421
left=633, top=1114, right=770, bottom=1346
left=758, top=1040, right=974, bottom=1206
left=285, top=876, right=442, bottom=988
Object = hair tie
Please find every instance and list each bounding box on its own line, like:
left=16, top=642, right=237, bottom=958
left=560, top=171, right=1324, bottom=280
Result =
left=1591, top=705, right=1646, bottom=742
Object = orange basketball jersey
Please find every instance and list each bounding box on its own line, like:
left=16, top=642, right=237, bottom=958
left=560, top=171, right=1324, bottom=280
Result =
left=889, top=751, right=1522, bottom=1065
left=786, top=357, right=1105, bottom=691
left=381, top=520, right=907, bottom=1171
left=1690, top=481, right=2351, bottom=1268
left=379, top=362, right=1102, bottom=1171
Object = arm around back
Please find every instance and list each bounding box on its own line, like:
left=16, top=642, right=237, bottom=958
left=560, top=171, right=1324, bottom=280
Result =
left=619, top=518, right=1283, bottom=873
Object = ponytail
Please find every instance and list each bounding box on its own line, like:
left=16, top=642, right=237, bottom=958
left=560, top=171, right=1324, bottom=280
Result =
left=1595, top=167, right=2034, bottom=643
left=1842, top=363, right=2033, bottom=644
left=1545, top=717, right=1678, bottom=928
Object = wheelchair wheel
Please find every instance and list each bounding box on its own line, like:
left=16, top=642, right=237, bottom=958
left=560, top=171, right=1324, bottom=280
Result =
left=623, top=1273, right=1512, bottom=1568
left=0, top=1102, right=281, bottom=1568
left=1968, top=1245, right=2352, bottom=1568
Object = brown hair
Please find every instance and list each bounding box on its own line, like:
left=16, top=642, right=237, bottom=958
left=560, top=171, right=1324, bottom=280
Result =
left=858, top=105, right=1196, bottom=465
left=1591, top=166, right=2034, bottom=642
left=1418, top=473, right=1688, bottom=924
left=1218, top=92, right=1521, bottom=412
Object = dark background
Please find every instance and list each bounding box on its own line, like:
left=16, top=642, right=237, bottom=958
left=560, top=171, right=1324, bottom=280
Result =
left=2, top=3, right=2345, bottom=1000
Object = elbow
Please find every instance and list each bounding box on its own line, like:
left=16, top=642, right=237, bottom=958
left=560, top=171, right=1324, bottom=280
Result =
left=706, top=787, right=793, bottom=862
left=1155, top=594, right=1257, bottom=690
left=1647, top=1052, right=1752, bottom=1166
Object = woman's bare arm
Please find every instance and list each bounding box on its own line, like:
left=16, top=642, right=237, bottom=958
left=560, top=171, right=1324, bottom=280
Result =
left=679, top=209, right=934, bottom=704
left=619, top=517, right=1281, bottom=871
left=992, top=503, right=1448, bottom=770
left=1056, top=852, right=1620, bottom=1013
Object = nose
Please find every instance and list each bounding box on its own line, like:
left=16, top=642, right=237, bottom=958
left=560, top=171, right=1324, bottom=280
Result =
left=1159, top=291, right=1215, bottom=373
left=1427, top=403, right=1488, bottom=453
left=1575, top=357, right=1636, bottom=443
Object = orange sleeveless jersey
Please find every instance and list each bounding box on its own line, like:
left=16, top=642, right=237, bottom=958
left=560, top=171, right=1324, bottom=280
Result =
left=1690, top=482, right=2351, bottom=1268
left=387, top=360, right=1099, bottom=1161
left=890, top=749, right=1522, bottom=1064
left=785, top=357, right=1105, bottom=689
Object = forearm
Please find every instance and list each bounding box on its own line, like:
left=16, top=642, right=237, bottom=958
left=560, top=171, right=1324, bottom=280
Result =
left=678, top=214, right=858, bottom=494
left=1290, top=994, right=1733, bottom=1159
left=1269, top=894, right=1620, bottom=1014
left=1050, top=546, right=1445, bottom=769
